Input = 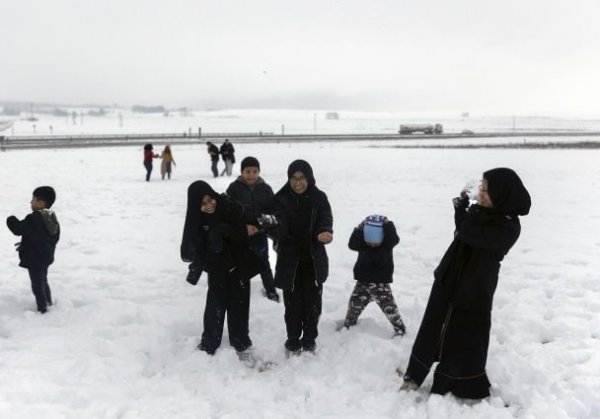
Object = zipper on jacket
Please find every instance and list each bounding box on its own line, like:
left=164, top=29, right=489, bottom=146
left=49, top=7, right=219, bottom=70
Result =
left=436, top=303, right=454, bottom=362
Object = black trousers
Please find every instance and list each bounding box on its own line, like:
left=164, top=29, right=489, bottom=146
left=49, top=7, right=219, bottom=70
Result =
left=283, top=261, right=322, bottom=346
left=144, top=161, right=153, bottom=181
left=210, top=160, right=219, bottom=178
left=200, top=273, right=252, bottom=353
left=28, top=267, right=52, bottom=312
left=249, top=233, right=276, bottom=293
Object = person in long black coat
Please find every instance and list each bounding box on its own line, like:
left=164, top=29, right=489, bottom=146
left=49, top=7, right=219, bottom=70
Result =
left=401, top=167, right=531, bottom=399
left=180, top=180, right=261, bottom=357
left=268, top=160, right=333, bottom=354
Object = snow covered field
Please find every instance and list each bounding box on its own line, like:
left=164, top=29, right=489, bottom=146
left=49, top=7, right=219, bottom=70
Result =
left=1, top=140, right=599, bottom=418
left=4, top=108, right=600, bottom=137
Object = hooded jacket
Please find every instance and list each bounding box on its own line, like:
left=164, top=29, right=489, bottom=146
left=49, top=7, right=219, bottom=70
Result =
left=268, top=160, right=333, bottom=290
left=180, top=180, right=260, bottom=282
left=348, top=221, right=400, bottom=284
left=7, top=209, right=60, bottom=269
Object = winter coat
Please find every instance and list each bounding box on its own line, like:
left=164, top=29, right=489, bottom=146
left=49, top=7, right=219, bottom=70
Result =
left=405, top=167, right=531, bottom=398
left=7, top=210, right=60, bottom=269
left=268, top=178, right=333, bottom=290
left=348, top=221, right=399, bottom=284
left=180, top=181, right=260, bottom=282
left=207, top=144, right=219, bottom=162
left=226, top=177, right=275, bottom=226
left=220, top=142, right=235, bottom=163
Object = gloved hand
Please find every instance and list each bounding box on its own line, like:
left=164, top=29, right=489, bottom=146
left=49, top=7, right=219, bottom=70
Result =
left=257, top=214, right=279, bottom=229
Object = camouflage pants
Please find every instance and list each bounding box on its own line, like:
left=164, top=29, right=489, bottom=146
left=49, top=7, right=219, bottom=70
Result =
left=344, top=282, right=405, bottom=333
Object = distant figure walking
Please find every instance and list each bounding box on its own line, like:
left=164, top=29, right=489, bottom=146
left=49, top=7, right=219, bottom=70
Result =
left=143, top=144, right=159, bottom=182
left=219, top=139, right=235, bottom=176
left=206, top=142, right=220, bottom=178
left=160, top=145, right=176, bottom=180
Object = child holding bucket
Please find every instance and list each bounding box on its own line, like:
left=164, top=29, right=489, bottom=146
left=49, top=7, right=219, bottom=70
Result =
left=340, top=214, right=406, bottom=335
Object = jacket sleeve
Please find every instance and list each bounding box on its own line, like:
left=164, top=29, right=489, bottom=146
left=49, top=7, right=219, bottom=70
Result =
left=315, top=191, right=333, bottom=235
left=382, top=221, right=400, bottom=249
left=348, top=228, right=367, bottom=251
left=6, top=215, right=27, bottom=236
left=457, top=216, right=520, bottom=253
left=453, top=196, right=470, bottom=231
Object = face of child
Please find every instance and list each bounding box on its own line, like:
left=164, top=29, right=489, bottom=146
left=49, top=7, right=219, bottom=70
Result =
left=478, top=178, right=494, bottom=209
left=200, top=194, right=217, bottom=214
left=242, top=167, right=260, bottom=185
left=30, top=196, right=46, bottom=211
left=289, top=171, right=308, bottom=195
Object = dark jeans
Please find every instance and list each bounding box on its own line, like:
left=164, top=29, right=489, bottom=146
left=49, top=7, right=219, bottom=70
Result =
left=28, top=267, right=52, bottom=312
left=283, top=261, right=322, bottom=347
left=200, top=273, right=252, bottom=353
left=249, top=233, right=276, bottom=293
left=210, top=160, right=219, bottom=178
left=144, top=161, right=153, bottom=181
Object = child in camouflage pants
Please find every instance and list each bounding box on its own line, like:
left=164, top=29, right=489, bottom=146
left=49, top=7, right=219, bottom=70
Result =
left=342, top=215, right=406, bottom=335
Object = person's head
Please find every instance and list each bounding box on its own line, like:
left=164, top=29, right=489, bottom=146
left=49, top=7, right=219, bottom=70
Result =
left=164, top=145, right=171, bottom=153
left=144, top=143, right=153, bottom=151
left=287, top=160, right=315, bottom=195
left=206, top=141, right=213, bottom=148
left=240, top=156, right=260, bottom=185
left=481, top=168, right=531, bottom=215
left=31, top=186, right=56, bottom=210
left=187, top=181, right=218, bottom=215
left=224, top=139, right=229, bottom=144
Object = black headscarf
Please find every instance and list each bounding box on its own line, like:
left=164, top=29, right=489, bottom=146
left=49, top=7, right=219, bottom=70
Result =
left=287, top=159, right=316, bottom=189
left=484, top=168, right=531, bottom=216
left=180, top=181, right=219, bottom=262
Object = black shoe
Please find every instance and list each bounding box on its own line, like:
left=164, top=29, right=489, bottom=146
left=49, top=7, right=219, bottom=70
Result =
left=284, top=338, right=301, bottom=353
left=265, top=290, right=280, bottom=303
left=197, top=342, right=215, bottom=355
left=301, top=340, right=316, bottom=353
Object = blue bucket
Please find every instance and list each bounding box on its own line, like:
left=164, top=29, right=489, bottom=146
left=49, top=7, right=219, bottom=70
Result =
left=363, top=215, right=385, bottom=244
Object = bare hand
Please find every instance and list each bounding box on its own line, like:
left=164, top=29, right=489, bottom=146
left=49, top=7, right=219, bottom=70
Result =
left=246, top=225, right=259, bottom=236
left=317, top=231, right=333, bottom=244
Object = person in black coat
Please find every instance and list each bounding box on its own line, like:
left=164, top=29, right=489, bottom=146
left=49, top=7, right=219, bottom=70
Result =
left=401, top=167, right=531, bottom=399
left=268, top=160, right=333, bottom=354
left=6, top=186, right=60, bottom=313
left=180, top=180, right=261, bottom=360
left=219, top=139, right=235, bottom=176
left=206, top=142, right=220, bottom=178
left=226, top=156, right=280, bottom=302
left=340, top=215, right=406, bottom=335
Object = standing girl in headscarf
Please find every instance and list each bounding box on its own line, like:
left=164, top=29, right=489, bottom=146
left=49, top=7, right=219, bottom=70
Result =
left=268, top=160, right=333, bottom=355
left=180, top=181, right=261, bottom=365
left=401, top=168, right=531, bottom=399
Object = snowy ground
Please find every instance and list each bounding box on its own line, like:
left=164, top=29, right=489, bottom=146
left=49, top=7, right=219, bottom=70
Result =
left=1, top=141, right=599, bottom=418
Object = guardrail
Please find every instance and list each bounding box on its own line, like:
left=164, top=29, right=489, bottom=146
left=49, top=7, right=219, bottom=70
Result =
left=1, top=131, right=600, bottom=150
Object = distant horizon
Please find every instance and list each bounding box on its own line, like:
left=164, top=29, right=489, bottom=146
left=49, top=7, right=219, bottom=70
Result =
left=1, top=98, right=599, bottom=120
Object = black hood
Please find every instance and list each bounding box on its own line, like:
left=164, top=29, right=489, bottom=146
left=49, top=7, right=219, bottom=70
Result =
left=287, top=159, right=316, bottom=188
left=181, top=181, right=219, bottom=262
left=484, top=168, right=531, bottom=216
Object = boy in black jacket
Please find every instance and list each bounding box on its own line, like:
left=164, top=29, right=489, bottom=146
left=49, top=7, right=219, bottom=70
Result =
left=7, top=186, right=60, bottom=313
left=341, top=215, right=406, bottom=335
left=226, top=156, right=279, bottom=302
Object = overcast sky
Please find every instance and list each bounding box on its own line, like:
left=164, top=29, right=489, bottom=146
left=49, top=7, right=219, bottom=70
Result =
left=2, top=0, right=599, bottom=115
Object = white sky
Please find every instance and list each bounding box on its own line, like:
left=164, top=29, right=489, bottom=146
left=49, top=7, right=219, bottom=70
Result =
left=2, top=0, right=600, bottom=115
